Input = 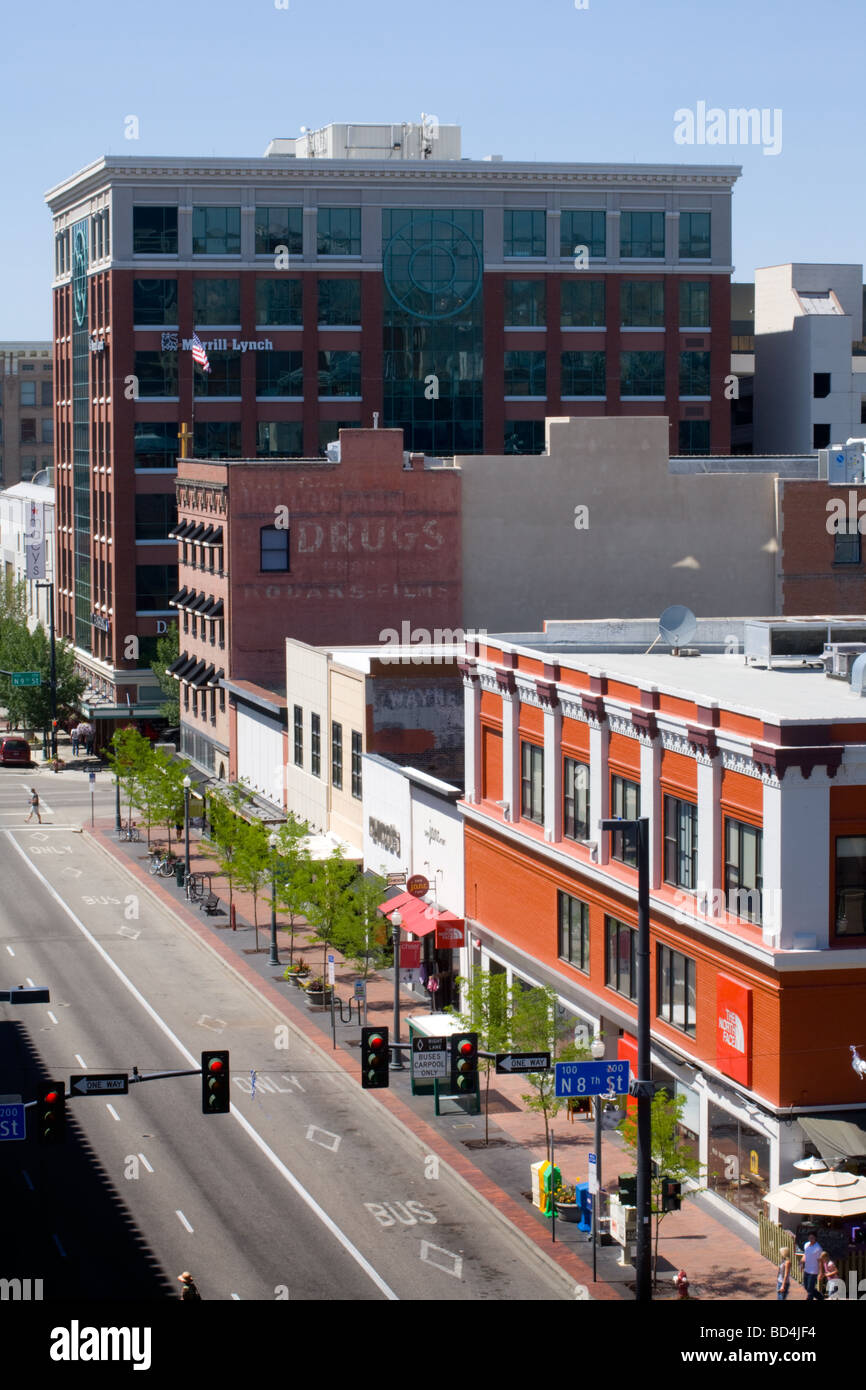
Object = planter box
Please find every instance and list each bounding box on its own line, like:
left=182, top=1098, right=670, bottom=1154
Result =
left=554, top=1202, right=581, bottom=1223
left=304, top=989, right=333, bottom=1008
left=286, top=973, right=310, bottom=988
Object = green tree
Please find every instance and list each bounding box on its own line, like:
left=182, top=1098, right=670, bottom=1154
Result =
left=511, top=985, right=589, bottom=1151
left=448, top=970, right=513, bottom=1145
left=0, top=622, right=85, bottom=734
left=234, top=818, right=271, bottom=949
left=303, top=847, right=357, bottom=980
left=107, top=728, right=153, bottom=840
left=203, top=784, right=252, bottom=916
left=335, top=871, right=390, bottom=981
left=150, top=623, right=180, bottom=725
left=270, top=815, right=312, bottom=965
left=618, top=1089, right=704, bottom=1285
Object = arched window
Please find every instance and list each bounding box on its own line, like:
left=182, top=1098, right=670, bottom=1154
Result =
left=260, top=524, right=289, bottom=572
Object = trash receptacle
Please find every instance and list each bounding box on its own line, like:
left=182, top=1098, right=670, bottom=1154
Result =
left=175, top=862, right=185, bottom=887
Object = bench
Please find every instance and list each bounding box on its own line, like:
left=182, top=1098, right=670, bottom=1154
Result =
left=200, top=893, right=221, bottom=915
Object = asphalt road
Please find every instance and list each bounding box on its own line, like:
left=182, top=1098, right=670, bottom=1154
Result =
left=0, top=768, right=577, bottom=1302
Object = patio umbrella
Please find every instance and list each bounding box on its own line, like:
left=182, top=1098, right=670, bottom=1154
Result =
left=792, top=1156, right=828, bottom=1173
left=764, top=1167, right=866, bottom=1217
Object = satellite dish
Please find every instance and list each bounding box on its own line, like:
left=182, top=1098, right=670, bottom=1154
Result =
left=851, top=653, right=866, bottom=696
left=658, top=605, right=697, bottom=649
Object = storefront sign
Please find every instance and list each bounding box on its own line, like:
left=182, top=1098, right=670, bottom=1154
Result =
left=399, top=940, right=422, bottom=969
left=435, top=919, right=465, bottom=949
left=716, top=974, right=752, bottom=1087
left=90, top=611, right=111, bottom=633
left=160, top=333, right=273, bottom=353
left=369, top=817, right=401, bottom=857
left=406, top=874, right=429, bottom=897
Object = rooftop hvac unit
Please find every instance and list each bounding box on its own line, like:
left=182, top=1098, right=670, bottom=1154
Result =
left=822, top=642, right=866, bottom=679
left=326, top=441, right=340, bottom=462
left=744, top=618, right=866, bottom=669
left=823, top=442, right=865, bottom=484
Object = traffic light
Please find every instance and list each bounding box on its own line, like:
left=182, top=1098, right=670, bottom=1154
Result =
left=201, top=1050, right=230, bottom=1115
left=35, top=1081, right=66, bottom=1144
left=361, top=1027, right=390, bottom=1089
left=451, top=1032, right=478, bottom=1093
left=661, top=1176, right=682, bottom=1212
left=618, top=1174, right=637, bottom=1205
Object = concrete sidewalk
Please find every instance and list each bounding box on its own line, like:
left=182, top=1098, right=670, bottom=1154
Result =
left=92, top=818, right=785, bottom=1302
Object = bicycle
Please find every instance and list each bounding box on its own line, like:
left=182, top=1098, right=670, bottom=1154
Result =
left=148, top=845, right=177, bottom=877
left=118, top=822, right=140, bottom=842
left=185, top=872, right=204, bottom=902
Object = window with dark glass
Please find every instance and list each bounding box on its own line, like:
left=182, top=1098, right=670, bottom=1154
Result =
left=834, top=517, right=861, bottom=564
left=621, top=281, right=664, bottom=327
left=256, top=422, right=304, bottom=457
left=521, top=741, right=544, bottom=824
left=41, top=380, right=53, bottom=407
left=317, top=208, right=361, bottom=256
left=814, top=372, right=831, bottom=399
left=835, top=836, right=866, bottom=935
left=680, top=281, right=710, bottom=328
left=19, top=382, right=36, bottom=407
left=504, top=280, right=546, bottom=327
left=133, top=206, right=178, bottom=255
left=725, top=818, right=762, bottom=924
left=351, top=731, right=362, bottom=799
left=20, top=419, right=36, bottom=443
left=504, top=210, right=545, bottom=258
left=41, top=419, right=54, bottom=445
left=331, top=722, right=343, bottom=789
left=133, top=279, right=178, bottom=325
left=561, top=351, right=606, bottom=397
left=620, top=350, right=665, bottom=397
left=135, top=564, right=177, bottom=611
left=134, top=494, right=177, bottom=541
left=194, top=351, right=241, bottom=397
left=561, top=279, right=605, bottom=327
left=193, top=422, right=242, bottom=458
left=678, top=420, right=710, bottom=454
left=611, top=775, right=640, bottom=866
left=657, top=944, right=696, bottom=1035
left=192, top=207, right=241, bottom=256
left=605, top=916, right=636, bottom=999
left=311, top=712, right=321, bottom=777
left=560, top=211, right=606, bottom=259
left=133, top=351, right=178, bottom=397
left=260, top=525, right=289, bottom=572
left=193, top=279, right=240, bottom=324
left=814, top=423, right=832, bottom=449
left=504, top=351, right=546, bottom=396
left=255, top=206, right=303, bottom=256
left=664, top=796, right=698, bottom=889
left=679, top=350, right=711, bottom=397
left=503, top=421, right=545, bottom=454
left=558, top=891, right=589, bottom=973
left=293, top=706, right=303, bottom=767
left=318, top=279, right=361, bottom=325
left=255, top=277, right=302, bottom=326
left=318, top=351, right=361, bottom=397
left=679, top=212, right=711, bottom=259
left=563, top=758, right=590, bottom=840
left=620, top=211, right=665, bottom=258
left=257, top=351, right=304, bottom=397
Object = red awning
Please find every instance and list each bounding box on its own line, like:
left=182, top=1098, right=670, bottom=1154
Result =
left=378, top=891, right=416, bottom=916
left=378, top=892, right=438, bottom=936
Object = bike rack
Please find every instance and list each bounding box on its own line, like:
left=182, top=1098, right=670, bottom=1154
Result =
left=335, top=996, right=362, bottom=1025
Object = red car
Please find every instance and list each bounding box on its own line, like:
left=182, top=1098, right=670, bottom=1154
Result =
left=0, top=737, right=34, bottom=768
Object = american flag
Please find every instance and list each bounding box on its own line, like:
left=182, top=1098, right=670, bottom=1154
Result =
left=190, top=333, right=211, bottom=373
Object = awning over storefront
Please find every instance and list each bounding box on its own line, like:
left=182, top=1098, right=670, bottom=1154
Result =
left=799, top=1112, right=866, bottom=1162
left=377, top=893, right=453, bottom=938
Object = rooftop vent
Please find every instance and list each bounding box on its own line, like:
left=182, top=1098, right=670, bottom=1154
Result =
left=823, top=642, right=866, bottom=680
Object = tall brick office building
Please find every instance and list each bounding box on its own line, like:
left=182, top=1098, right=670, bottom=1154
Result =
left=45, top=122, right=737, bottom=733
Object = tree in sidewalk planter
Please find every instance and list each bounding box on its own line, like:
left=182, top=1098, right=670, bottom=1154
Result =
left=107, top=728, right=151, bottom=838
left=333, top=871, right=390, bottom=982
left=510, top=984, right=590, bottom=1153
left=447, top=970, right=513, bottom=1146
left=618, top=1088, right=704, bottom=1287
left=269, top=815, right=312, bottom=966
left=0, top=618, right=85, bottom=736
left=202, top=784, right=251, bottom=919
left=302, top=847, right=358, bottom=982
left=149, top=623, right=180, bottom=726
left=233, top=817, right=272, bottom=951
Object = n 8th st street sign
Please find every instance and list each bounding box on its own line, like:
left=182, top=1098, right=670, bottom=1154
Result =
left=554, top=1059, right=630, bottom=1099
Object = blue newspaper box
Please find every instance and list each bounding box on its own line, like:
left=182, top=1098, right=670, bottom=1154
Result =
left=577, top=1181, right=592, bottom=1232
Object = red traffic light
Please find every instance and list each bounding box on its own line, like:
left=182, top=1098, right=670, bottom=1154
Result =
left=368, top=1034, right=385, bottom=1051
left=207, top=1058, right=224, bottom=1074
left=43, top=1089, right=60, bottom=1104
left=361, top=1027, right=390, bottom=1089
left=458, top=1039, right=473, bottom=1056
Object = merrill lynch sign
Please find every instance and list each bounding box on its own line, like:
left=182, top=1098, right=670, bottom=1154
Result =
left=161, top=334, right=273, bottom=352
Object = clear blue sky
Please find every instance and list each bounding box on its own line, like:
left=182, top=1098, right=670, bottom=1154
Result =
left=3, top=0, right=862, bottom=337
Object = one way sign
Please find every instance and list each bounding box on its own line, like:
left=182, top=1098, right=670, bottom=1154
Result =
left=495, top=1052, right=551, bottom=1075
left=70, top=1074, right=129, bottom=1096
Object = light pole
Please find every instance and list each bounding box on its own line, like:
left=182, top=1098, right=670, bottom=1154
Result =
left=182, top=775, right=191, bottom=880
left=268, top=832, right=281, bottom=968
left=390, top=909, right=404, bottom=1071
left=35, top=581, right=57, bottom=764
left=590, top=1033, right=606, bottom=1283
left=114, top=773, right=122, bottom=832
left=600, top=815, right=652, bottom=1304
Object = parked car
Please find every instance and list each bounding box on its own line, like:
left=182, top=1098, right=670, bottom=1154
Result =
left=0, top=737, right=33, bottom=768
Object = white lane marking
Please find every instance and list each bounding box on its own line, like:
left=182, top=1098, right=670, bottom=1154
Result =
left=74, top=1054, right=87, bottom=1069
left=106, top=1104, right=121, bottom=1122
left=22, top=1170, right=34, bottom=1190
left=197, top=1014, right=227, bottom=1033
left=306, top=1125, right=341, bottom=1153
left=419, top=1241, right=463, bottom=1279
left=176, top=1210, right=194, bottom=1233
left=53, top=1234, right=67, bottom=1257
left=47, top=1011, right=58, bottom=1025
left=5, top=946, right=14, bottom=956
left=25, top=977, right=34, bottom=987
left=138, top=1152, right=154, bottom=1173
left=118, top=924, right=141, bottom=940
left=5, top=829, right=399, bottom=1303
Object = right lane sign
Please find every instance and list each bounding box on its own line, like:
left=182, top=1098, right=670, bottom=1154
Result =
left=554, top=1059, right=630, bottom=1099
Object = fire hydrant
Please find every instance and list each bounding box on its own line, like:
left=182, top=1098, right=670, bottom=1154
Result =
left=673, top=1269, right=690, bottom=1299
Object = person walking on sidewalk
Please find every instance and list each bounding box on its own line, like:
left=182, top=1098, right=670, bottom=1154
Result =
left=798, top=1233, right=824, bottom=1300
left=69, top=724, right=80, bottom=757
left=25, top=788, right=41, bottom=824
left=177, top=1271, right=201, bottom=1300
left=776, top=1247, right=791, bottom=1300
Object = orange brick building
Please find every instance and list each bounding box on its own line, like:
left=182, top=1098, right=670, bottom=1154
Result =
left=459, top=618, right=866, bottom=1229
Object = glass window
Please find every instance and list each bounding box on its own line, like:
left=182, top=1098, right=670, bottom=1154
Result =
left=563, top=758, right=590, bottom=840
left=255, top=277, right=302, bottom=326
left=503, top=421, right=545, bottom=454
left=194, top=351, right=241, bottom=397
left=835, top=518, right=861, bottom=565
left=680, top=281, right=710, bottom=328
left=257, top=351, right=304, bottom=397
left=332, top=721, right=343, bottom=789
left=814, top=423, right=832, bottom=450
left=835, top=836, right=866, bottom=936
left=256, top=422, right=304, bottom=457
left=504, top=351, right=546, bottom=396
left=707, top=1103, right=770, bottom=1223
left=561, top=279, right=605, bottom=328
left=611, top=775, right=640, bottom=866
left=621, top=211, right=665, bottom=259
left=657, top=944, right=696, bottom=1035
left=293, top=706, right=303, bottom=767
left=680, top=350, right=711, bottom=396
left=134, top=423, right=179, bottom=469
left=133, top=351, right=178, bottom=397
left=621, top=281, right=665, bottom=327
left=558, top=891, right=589, bottom=973
left=311, top=712, right=321, bottom=778
left=20, top=419, right=36, bottom=443
left=560, top=211, right=606, bottom=260
left=678, top=420, right=710, bottom=454
left=814, top=372, right=831, bottom=399
left=133, top=206, right=178, bottom=255
left=504, top=280, right=545, bottom=327
left=351, top=730, right=362, bottom=799
left=20, top=382, right=36, bottom=406
left=41, top=380, right=53, bottom=408
left=193, top=279, right=240, bottom=324
left=664, top=796, right=698, bottom=889
left=317, top=208, right=361, bottom=257
left=521, top=741, right=544, bottom=824
left=135, top=564, right=177, bottom=610
left=192, top=207, right=241, bottom=256
left=620, top=350, right=665, bottom=397
left=318, top=279, right=361, bottom=325
left=133, top=279, right=178, bottom=325
left=504, top=210, right=545, bottom=258
left=134, top=494, right=177, bottom=540
left=318, top=350, right=361, bottom=397
left=193, top=422, right=242, bottom=458
left=255, top=207, right=303, bottom=256
left=679, top=211, right=711, bottom=259
left=725, top=818, right=763, bottom=924
left=41, top=419, right=54, bottom=444
left=561, top=351, right=606, bottom=397
left=605, top=916, right=636, bottom=999
left=260, top=525, right=290, bottom=572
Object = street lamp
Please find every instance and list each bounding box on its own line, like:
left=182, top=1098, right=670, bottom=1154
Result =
left=114, top=772, right=122, bottom=832
left=390, top=909, right=404, bottom=1071
left=599, top=815, right=652, bottom=1304
left=268, top=832, right=281, bottom=968
left=182, top=775, right=191, bottom=880
left=35, top=581, right=57, bottom=764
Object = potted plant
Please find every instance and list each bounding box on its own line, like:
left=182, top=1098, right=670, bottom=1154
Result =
left=282, top=957, right=311, bottom=987
left=303, top=976, right=333, bottom=1007
left=552, top=1182, right=581, bottom=1222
